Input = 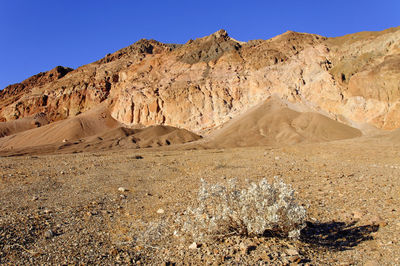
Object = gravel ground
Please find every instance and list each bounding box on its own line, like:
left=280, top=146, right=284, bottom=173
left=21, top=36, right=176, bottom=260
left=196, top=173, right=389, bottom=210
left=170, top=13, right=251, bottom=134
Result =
left=0, top=138, right=399, bottom=264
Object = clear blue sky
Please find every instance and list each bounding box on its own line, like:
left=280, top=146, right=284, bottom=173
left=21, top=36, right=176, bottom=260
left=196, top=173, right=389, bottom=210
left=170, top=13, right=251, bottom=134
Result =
left=1, top=0, right=399, bottom=89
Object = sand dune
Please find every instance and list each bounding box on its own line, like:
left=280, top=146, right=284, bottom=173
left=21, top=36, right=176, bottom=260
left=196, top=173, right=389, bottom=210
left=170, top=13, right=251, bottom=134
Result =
left=80, top=125, right=202, bottom=152
left=0, top=107, right=201, bottom=155
left=204, top=97, right=362, bottom=148
left=0, top=97, right=363, bottom=155
left=0, top=113, right=49, bottom=138
left=0, top=106, right=119, bottom=150
left=133, top=125, right=202, bottom=147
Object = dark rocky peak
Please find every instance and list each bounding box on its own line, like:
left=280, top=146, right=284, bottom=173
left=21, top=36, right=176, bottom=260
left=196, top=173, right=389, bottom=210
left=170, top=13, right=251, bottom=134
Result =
left=98, top=39, right=180, bottom=64
left=176, top=29, right=242, bottom=64
left=47, top=66, right=74, bottom=79
left=0, top=66, right=73, bottom=100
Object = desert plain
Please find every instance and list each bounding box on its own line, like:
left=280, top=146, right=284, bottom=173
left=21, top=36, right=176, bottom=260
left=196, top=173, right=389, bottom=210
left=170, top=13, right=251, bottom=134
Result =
left=1, top=134, right=400, bottom=264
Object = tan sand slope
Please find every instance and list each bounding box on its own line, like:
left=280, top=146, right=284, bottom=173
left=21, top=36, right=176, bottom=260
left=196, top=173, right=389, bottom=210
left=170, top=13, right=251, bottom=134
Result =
left=379, top=128, right=400, bottom=142
left=0, top=107, right=201, bottom=155
left=0, top=106, right=119, bottom=150
left=80, top=125, right=202, bottom=152
left=205, top=97, right=362, bottom=148
left=0, top=113, right=49, bottom=138
left=133, top=125, right=203, bottom=147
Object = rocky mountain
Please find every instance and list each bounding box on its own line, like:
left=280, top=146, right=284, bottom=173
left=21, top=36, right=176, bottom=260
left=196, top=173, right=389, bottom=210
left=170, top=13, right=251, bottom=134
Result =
left=1, top=27, right=399, bottom=133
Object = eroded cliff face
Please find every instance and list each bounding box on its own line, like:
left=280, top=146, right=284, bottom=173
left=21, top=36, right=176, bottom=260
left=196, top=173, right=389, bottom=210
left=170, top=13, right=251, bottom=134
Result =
left=326, top=28, right=400, bottom=130
left=1, top=27, right=399, bottom=132
left=0, top=66, right=73, bottom=121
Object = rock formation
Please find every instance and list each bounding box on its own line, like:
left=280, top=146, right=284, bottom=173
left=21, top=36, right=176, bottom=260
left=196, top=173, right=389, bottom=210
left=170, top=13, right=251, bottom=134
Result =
left=1, top=27, right=399, bottom=133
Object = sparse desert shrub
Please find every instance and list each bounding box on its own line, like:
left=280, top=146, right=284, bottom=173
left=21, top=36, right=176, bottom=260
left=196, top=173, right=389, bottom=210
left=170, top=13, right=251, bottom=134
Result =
left=179, top=178, right=306, bottom=242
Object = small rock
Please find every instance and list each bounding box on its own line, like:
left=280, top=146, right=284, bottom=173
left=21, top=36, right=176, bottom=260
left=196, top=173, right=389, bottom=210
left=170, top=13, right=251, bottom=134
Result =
left=370, top=215, right=387, bottom=227
left=289, top=256, right=302, bottom=263
left=110, top=248, right=118, bottom=256
left=62, top=139, right=68, bottom=143
left=44, top=230, right=54, bottom=239
left=60, top=171, right=65, bottom=175
left=352, top=211, right=363, bottom=219
left=157, top=208, right=164, bottom=214
left=31, top=196, right=38, bottom=201
left=281, top=257, right=290, bottom=265
left=285, top=248, right=299, bottom=256
left=239, top=242, right=247, bottom=252
left=189, top=242, right=198, bottom=249
left=118, top=187, right=128, bottom=192
left=239, top=242, right=256, bottom=254
left=120, top=194, right=127, bottom=199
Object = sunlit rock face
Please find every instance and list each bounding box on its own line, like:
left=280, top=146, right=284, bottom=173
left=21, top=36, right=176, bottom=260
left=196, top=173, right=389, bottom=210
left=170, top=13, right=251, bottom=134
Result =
left=1, top=27, right=399, bottom=132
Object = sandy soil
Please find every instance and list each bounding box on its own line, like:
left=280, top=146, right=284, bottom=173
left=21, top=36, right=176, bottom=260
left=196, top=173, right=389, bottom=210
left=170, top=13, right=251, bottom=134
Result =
left=1, top=136, right=399, bottom=264
left=0, top=106, right=201, bottom=156
left=0, top=113, right=48, bottom=138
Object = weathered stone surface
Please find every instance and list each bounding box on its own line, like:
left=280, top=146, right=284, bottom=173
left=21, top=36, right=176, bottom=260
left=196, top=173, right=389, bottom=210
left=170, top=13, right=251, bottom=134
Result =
left=0, top=27, right=399, bottom=132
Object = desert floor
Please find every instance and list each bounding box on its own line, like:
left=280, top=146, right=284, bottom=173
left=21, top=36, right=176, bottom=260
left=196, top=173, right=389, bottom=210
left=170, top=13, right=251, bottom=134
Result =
left=0, top=137, right=399, bottom=264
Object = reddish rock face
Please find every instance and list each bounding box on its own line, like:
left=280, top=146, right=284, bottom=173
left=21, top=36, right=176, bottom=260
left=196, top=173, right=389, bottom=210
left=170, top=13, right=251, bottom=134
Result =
left=1, top=27, right=399, bottom=132
left=0, top=66, right=73, bottom=121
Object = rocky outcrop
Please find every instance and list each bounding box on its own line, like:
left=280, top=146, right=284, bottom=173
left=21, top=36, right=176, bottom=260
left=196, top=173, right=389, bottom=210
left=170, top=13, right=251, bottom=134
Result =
left=0, top=27, right=399, bottom=132
left=0, top=66, right=73, bottom=121
left=326, top=27, right=400, bottom=129
left=0, top=40, right=175, bottom=122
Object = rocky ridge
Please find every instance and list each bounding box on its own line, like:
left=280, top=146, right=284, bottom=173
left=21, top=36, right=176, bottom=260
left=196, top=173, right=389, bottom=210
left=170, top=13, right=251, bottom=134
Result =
left=1, top=27, right=399, bottom=132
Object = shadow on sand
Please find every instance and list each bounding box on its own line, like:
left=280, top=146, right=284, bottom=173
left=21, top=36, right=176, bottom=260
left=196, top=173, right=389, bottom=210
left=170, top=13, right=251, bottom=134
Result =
left=300, top=220, right=379, bottom=251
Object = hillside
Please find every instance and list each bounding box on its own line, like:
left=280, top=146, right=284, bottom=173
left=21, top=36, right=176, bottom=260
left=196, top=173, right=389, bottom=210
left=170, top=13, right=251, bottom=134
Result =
left=204, top=97, right=361, bottom=148
left=0, top=27, right=399, bottom=135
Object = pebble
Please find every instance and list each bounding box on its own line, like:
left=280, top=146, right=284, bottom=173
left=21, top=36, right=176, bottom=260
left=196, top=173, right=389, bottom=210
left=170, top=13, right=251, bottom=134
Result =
left=352, top=211, right=363, bottom=219
left=188, top=242, right=198, bottom=249
left=239, top=242, right=256, bottom=254
left=239, top=242, right=247, bottom=252
left=31, top=196, right=38, bottom=201
left=44, top=230, right=54, bottom=239
left=156, top=208, right=165, bottom=214
left=370, top=215, right=388, bottom=227
left=118, top=187, right=128, bottom=192
left=285, top=248, right=299, bottom=256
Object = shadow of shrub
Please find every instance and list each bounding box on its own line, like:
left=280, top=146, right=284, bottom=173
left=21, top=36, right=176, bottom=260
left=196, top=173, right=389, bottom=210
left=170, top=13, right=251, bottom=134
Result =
left=300, top=220, right=379, bottom=251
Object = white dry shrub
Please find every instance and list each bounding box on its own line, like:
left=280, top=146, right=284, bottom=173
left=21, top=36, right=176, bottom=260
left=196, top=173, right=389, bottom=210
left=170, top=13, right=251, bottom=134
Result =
left=135, top=219, right=171, bottom=247
left=180, top=177, right=306, bottom=242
